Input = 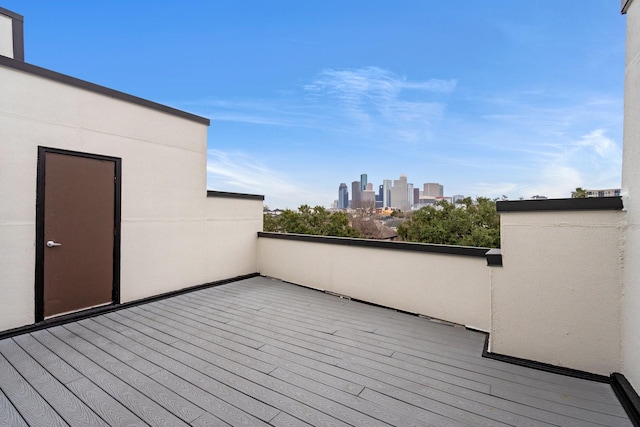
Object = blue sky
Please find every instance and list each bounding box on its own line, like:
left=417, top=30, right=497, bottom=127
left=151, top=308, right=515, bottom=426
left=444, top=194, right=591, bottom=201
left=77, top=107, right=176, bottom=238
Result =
left=6, top=1, right=626, bottom=208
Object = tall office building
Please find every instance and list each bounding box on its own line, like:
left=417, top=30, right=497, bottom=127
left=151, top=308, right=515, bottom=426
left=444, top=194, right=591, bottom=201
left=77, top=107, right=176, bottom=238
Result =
left=414, top=188, right=420, bottom=208
left=424, top=183, right=444, bottom=197
left=407, top=183, right=414, bottom=208
left=361, top=189, right=376, bottom=207
left=338, top=183, right=349, bottom=209
left=351, top=180, right=361, bottom=208
left=390, top=174, right=409, bottom=210
left=382, top=179, right=391, bottom=208
left=360, top=173, right=368, bottom=191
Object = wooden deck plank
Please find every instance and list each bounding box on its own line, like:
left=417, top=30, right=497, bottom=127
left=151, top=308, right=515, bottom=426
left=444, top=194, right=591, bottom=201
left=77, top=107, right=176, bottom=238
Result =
left=0, top=338, right=109, bottom=427
left=0, top=350, right=67, bottom=427
left=212, top=309, right=493, bottom=394
left=198, top=291, right=483, bottom=362
left=270, top=366, right=432, bottom=427
left=96, top=314, right=281, bottom=423
left=490, top=385, right=633, bottom=427
left=0, top=388, right=28, bottom=427
left=0, top=277, right=632, bottom=427
left=11, top=334, right=83, bottom=385
left=150, top=369, right=271, bottom=427
left=228, top=279, right=483, bottom=343
left=122, top=307, right=275, bottom=375
left=392, top=350, right=627, bottom=414
left=359, top=387, right=511, bottom=427
left=107, top=321, right=354, bottom=427
left=82, top=313, right=276, bottom=427
left=64, top=322, right=162, bottom=377
left=340, top=358, right=608, bottom=427
left=52, top=324, right=205, bottom=424
left=268, top=411, right=314, bottom=427
left=162, top=282, right=620, bottom=416
left=190, top=412, right=232, bottom=427
left=170, top=290, right=564, bottom=426
left=32, top=328, right=192, bottom=427
left=136, top=302, right=365, bottom=396
left=157, top=297, right=397, bottom=360
left=147, top=300, right=265, bottom=349
left=65, top=377, right=147, bottom=427
left=168, top=339, right=390, bottom=427
left=229, top=278, right=481, bottom=338
left=345, top=354, right=612, bottom=427
left=113, top=308, right=388, bottom=427
left=106, top=312, right=376, bottom=426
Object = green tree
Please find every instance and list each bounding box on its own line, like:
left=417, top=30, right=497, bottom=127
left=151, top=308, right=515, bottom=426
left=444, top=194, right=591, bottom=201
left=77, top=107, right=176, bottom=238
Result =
left=397, top=197, right=500, bottom=248
left=263, top=205, right=362, bottom=238
left=573, top=187, right=588, bottom=198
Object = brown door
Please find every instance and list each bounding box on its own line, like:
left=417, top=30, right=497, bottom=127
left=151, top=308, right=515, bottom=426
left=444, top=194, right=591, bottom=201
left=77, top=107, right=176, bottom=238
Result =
left=41, top=150, right=118, bottom=318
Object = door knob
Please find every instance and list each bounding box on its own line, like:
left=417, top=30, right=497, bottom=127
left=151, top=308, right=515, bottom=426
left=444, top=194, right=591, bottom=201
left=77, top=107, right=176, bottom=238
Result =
left=46, top=240, right=62, bottom=248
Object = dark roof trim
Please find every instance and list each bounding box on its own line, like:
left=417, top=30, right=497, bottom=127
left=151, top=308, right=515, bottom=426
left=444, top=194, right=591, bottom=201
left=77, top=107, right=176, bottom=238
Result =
left=622, top=0, right=634, bottom=14
left=0, top=272, right=259, bottom=340
left=0, top=55, right=210, bottom=125
left=611, top=373, right=640, bottom=426
left=0, top=7, right=24, bottom=61
left=479, top=332, right=640, bottom=424
left=497, top=197, right=623, bottom=213
left=0, top=6, right=22, bottom=20
left=485, top=249, right=502, bottom=267
left=207, top=190, right=265, bottom=201
left=258, top=231, right=494, bottom=258
left=479, top=332, right=611, bottom=383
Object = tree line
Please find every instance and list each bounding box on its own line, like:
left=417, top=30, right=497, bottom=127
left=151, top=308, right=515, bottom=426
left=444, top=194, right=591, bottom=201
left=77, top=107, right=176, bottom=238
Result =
left=264, top=196, right=501, bottom=248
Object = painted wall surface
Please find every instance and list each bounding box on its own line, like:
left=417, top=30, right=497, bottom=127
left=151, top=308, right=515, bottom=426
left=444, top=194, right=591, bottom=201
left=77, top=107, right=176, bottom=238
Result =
left=0, top=64, right=262, bottom=331
left=0, top=13, right=12, bottom=58
left=257, top=237, right=491, bottom=331
left=622, top=0, right=640, bottom=391
left=492, top=210, right=625, bottom=375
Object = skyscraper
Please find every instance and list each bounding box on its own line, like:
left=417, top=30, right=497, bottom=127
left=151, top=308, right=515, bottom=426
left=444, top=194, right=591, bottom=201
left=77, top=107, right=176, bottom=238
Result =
left=360, top=173, right=368, bottom=191
left=351, top=181, right=361, bottom=208
left=338, top=183, right=349, bottom=209
left=407, top=183, right=414, bottom=208
left=390, top=174, right=409, bottom=210
left=424, top=183, right=444, bottom=197
left=383, top=179, right=391, bottom=208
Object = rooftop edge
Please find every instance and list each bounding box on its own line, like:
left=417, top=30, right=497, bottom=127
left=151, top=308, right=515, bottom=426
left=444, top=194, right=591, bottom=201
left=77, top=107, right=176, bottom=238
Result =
left=497, top=197, right=623, bottom=213
left=0, top=55, right=210, bottom=126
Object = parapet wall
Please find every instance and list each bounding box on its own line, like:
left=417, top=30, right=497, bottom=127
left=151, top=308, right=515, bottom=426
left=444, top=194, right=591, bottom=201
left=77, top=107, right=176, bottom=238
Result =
left=257, top=233, right=493, bottom=331
left=492, top=198, right=625, bottom=376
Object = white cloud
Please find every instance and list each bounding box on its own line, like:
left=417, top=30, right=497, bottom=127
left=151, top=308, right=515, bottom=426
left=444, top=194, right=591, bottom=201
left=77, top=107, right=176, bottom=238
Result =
left=206, top=149, right=332, bottom=209
left=576, top=128, right=616, bottom=157
left=304, top=66, right=454, bottom=142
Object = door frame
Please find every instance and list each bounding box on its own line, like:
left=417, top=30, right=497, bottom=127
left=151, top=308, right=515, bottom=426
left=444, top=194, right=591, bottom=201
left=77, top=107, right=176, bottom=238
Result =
left=35, top=146, right=122, bottom=322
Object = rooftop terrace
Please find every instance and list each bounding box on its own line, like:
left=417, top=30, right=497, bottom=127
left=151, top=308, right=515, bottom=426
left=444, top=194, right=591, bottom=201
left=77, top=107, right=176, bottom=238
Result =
left=0, top=276, right=632, bottom=426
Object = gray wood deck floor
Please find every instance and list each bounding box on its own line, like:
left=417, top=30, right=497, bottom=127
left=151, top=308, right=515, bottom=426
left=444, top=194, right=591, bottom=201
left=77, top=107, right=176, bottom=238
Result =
left=0, top=276, right=632, bottom=426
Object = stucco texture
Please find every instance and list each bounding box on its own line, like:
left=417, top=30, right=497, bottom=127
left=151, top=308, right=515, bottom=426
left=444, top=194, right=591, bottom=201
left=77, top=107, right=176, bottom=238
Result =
left=257, top=237, right=491, bottom=331
left=492, top=211, right=625, bottom=375
left=622, top=0, right=640, bottom=391
left=0, top=64, right=262, bottom=331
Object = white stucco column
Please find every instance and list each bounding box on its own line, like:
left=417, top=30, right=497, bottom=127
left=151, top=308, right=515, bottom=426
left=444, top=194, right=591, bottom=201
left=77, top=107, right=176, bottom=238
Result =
left=621, top=0, right=640, bottom=391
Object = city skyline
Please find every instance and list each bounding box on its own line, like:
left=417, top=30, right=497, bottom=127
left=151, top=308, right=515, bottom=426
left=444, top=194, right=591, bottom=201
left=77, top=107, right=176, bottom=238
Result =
left=336, top=173, right=450, bottom=211
left=5, top=1, right=626, bottom=209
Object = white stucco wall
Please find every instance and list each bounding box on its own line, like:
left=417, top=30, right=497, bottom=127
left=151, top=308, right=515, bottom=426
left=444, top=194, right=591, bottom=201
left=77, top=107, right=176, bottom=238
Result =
left=0, top=64, right=262, bottom=331
left=622, top=0, right=640, bottom=391
left=257, top=237, right=492, bottom=331
left=492, top=210, right=625, bottom=376
left=0, top=13, right=12, bottom=59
